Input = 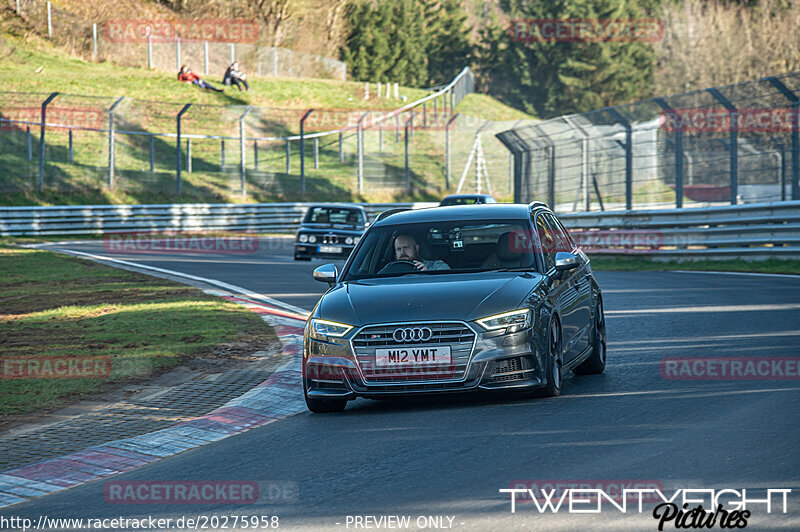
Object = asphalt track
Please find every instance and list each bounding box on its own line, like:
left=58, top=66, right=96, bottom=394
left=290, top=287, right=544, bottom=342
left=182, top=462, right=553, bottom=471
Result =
left=5, top=237, right=800, bottom=530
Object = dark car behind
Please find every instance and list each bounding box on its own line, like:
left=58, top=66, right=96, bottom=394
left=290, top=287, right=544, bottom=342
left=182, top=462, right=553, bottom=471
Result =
left=294, top=204, right=368, bottom=261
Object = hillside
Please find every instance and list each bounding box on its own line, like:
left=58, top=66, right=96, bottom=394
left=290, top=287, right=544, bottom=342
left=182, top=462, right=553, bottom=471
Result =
left=0, top=34, right=533, bottom=206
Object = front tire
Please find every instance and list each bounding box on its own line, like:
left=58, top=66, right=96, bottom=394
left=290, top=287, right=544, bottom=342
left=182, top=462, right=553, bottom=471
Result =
left=574, top=297, right=606, bottom=375
left=536, top=318, right=562, bottom=397
left=303, top=379, right=347, bottom=413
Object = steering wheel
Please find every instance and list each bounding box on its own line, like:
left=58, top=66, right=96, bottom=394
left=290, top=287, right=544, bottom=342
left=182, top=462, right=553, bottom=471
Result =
left=377, top=260, right=418, bottom=275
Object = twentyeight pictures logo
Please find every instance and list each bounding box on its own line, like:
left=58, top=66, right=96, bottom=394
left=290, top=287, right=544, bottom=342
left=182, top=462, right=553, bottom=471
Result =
left=509, top=19, right=664, bottom=42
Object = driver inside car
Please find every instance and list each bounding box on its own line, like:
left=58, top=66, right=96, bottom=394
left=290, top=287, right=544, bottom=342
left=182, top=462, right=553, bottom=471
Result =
left=394, top=234, right=450, bottom=272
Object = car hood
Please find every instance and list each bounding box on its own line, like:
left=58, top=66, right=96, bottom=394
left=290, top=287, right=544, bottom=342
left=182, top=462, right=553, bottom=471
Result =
left=316, top=272, right=543, bottom=325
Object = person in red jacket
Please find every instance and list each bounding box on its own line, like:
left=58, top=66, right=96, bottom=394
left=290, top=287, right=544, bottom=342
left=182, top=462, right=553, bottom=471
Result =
left=177, top=65, right=223, bottom=92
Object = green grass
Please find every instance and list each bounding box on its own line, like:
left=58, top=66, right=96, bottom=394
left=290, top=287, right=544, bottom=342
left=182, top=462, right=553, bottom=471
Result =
left=0, top=41, right=535, bottom=206
left=0, top=245, right=277, bottom=415
left=589, top=255, right=800, bottom=275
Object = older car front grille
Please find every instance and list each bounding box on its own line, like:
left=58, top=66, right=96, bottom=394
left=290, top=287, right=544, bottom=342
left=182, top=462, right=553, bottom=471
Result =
left=321, top=235, right=339, bottom=245
left=351, top=322, right=475, bottom=384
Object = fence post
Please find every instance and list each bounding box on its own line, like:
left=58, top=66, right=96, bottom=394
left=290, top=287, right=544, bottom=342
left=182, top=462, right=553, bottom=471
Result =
left=423, top=102, right=427, bottom=128
left=15, top=0, right=19, bottom=15
left=68, top=129, right=73, bottom=163
left=314, top=138, right=319, bottom=169
left=239, top=106, right=252, bottom=199
left=254, top=141, right=258, bottom=171
left=299, top=108, right=314, bottom=194
left=221, top=140, right=226, bottom=168
left=767, top=77, right=800, bottom=201
left=107, top=96, right=125, bottom=188
left=606, top=108, right=633, bottom=210
left=230, top=43, right=235, bottom=63
left=285, top=140, right=290, bottom=174
left=46, top=2, right=52, bottom=39
left=186, top=138, right=192, bottom=173
left=378, top=125, right=383, bottom=153
left=147, top=33, right=152, bottom=69
left=357, top=112, right=368, bottom=194
left=38, top=92, right=59, bottom=192
left=176, top=37, right=181, bottom=71
left=404, top=119, right=411, bottom=194
left=445, top=114, right=458, bottom=189
left=778, top=143, right=786, bottom=201
left=338, top=132, right=343, bottom=163
left=203, top=41, right=209, bottom=76
left=149, top=135, right=154, bottom=172
left=92, top=24, right=98, bottom=61
left=26, top=126, right=32, bottom=161
left=655, top=98, right=684, bottom=208
left=176, top=103, right=192, bottom=195
left=706, top=88, right=738, bottom=204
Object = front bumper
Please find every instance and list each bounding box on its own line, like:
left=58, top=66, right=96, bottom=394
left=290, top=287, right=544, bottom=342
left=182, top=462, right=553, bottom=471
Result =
left=303, top=322, right=546, bottom=399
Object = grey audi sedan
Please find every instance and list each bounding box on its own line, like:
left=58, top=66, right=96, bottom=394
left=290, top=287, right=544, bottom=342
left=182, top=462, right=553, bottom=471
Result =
left=302, top=202, right=606, bottom=413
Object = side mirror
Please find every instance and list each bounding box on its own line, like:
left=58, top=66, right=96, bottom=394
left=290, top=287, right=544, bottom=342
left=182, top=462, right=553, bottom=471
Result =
left=313, top=263, right=338, bottom=285
left=554, top=251, right=579, bottom=272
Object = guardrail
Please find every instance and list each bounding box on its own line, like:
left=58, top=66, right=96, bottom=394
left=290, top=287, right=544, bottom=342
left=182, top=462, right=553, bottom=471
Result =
left=2, top=201, right=799, bottom=260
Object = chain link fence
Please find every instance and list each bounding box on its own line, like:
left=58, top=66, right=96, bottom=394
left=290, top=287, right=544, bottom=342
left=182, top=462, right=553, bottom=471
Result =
left=497, top=72, right=800, bottom=212
left=0, top=68, right=524, bottom=202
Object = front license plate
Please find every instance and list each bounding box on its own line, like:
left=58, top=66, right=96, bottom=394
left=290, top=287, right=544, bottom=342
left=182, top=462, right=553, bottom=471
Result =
left=318, top=245, right=343, bottom=254
left=374, top=346, right=452, bottom=366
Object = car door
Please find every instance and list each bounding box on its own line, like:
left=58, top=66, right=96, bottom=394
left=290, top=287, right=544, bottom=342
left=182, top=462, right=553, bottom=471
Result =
left=535, top=214, right=579, bottom=363
left=546, top=213, right=592, bottom=358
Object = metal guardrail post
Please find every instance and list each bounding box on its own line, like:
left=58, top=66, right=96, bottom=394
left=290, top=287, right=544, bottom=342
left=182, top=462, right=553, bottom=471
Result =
left=38, top=92, right=59, bottom=192
left=285, top=140, right=290, bottom=174
left=186, top=139, right=192, bottom=173
left=778, top=142, right=787, bottom=201
left=606, top=108, right=633, bottom=210
left=767, top=77, right=800, bottom=201
left=107, top=96, right=125, bottom=188
left=176, top=37, right=181, bottom=71
left=176, top=103, right=192, bottom=195
left=26, top=126, right=32, bottom=161
left=314, top=138, right=319, bottom=169
left=338, top=132, right=343, bottom=163
left=221, top=140, right=226, bottom=168
left=299, top=109, right=314, bottom=194
left=445, top=114, right=458, bottom=189
left=147, top=33, right=152, bottom=69
left=707, top=88, right=739, bottom=205
left=239, top=106, right=253, bottom=198
left=68, top=130, right=73, bottom=163
left=203, top=41, right=209, bottom=76
left=655, top=98, right=684, bottom=208
left=149, top=136, right=155, bottom=173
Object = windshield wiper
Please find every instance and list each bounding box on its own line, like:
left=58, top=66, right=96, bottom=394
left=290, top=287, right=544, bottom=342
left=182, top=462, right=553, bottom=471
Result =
left=488, top=267, right=538, bottom=272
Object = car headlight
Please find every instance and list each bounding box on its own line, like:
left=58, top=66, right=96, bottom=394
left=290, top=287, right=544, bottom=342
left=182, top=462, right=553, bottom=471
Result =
left=310, top=318, right=353, bottom=339
left=298, top=234, right=308, bottom=243
left=345, top=236, right=354, bottom=245
left=476, top=309, right=532, bottom=333
left=308, top=235, right=317, bottom=244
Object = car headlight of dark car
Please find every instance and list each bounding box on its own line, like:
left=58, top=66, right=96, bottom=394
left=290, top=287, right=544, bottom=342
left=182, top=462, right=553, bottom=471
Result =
left=309, top=318, right=353, bottom=341
left=308, top=235, right=317, bottom=244
left=298, top=234, right=309, bottom=243
left=476, top=309, right=532, bottom=334
left=345, top=237, right=354, bottom=245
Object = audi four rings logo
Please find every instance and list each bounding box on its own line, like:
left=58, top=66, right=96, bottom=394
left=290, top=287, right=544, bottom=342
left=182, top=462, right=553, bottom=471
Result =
left=393, top=327, right=433, bottom=343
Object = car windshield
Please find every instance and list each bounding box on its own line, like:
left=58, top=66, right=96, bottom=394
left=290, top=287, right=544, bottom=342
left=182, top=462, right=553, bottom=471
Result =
left=342, top=220, right=541, bottom=280
left=304, top=207, right=363, bottom=226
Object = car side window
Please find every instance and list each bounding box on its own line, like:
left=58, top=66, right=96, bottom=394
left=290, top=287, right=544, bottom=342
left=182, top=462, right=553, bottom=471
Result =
left=543, top=214, right=572, bottom=253
left=535, top=214, right=556, bottom=271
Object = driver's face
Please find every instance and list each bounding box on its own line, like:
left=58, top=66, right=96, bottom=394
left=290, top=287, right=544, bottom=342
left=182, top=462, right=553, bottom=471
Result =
left=394, top=236, right=419, bottom=261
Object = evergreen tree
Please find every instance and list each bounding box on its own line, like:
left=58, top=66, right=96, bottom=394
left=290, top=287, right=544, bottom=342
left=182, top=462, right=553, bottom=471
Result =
left=479, top=0, right=656, bottom=117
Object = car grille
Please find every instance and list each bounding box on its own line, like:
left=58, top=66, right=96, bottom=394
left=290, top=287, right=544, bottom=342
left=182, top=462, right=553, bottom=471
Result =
left=490, top=357, right=526, bottom=382
left=351, top=322, right=475, bottom=384
left=321, top=234, right=339, bottom=244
